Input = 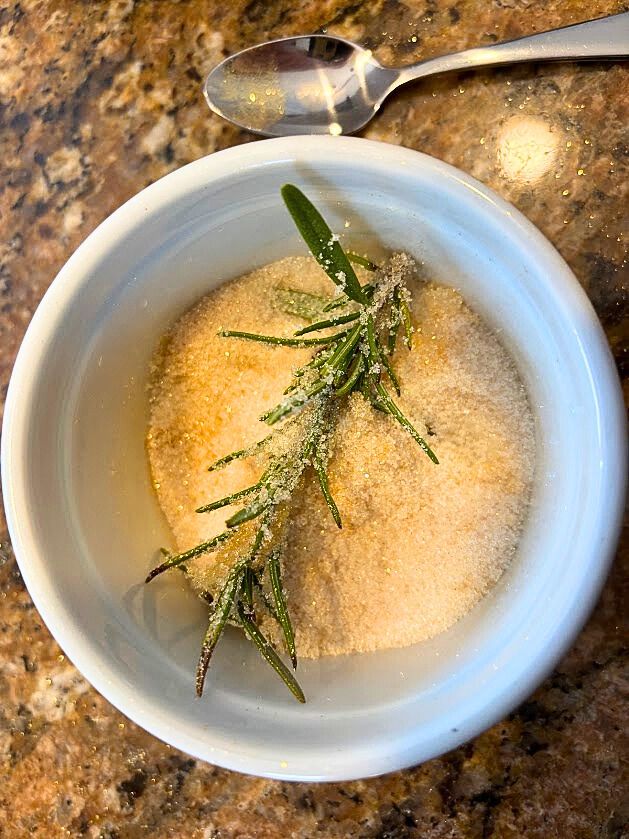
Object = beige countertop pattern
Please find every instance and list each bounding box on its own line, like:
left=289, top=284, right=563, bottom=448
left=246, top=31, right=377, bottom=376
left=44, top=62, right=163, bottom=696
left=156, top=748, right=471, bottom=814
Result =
left=0, top=1, right=627, bottom=837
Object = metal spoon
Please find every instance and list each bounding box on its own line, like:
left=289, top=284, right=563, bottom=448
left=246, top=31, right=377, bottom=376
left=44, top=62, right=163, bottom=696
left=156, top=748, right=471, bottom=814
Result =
left=204, top=12, right=628, bottom=137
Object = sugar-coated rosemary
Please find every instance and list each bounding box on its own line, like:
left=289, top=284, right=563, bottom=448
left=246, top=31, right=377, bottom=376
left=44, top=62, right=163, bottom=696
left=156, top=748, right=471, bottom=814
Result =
left=145, top=185, right=438, bottom=702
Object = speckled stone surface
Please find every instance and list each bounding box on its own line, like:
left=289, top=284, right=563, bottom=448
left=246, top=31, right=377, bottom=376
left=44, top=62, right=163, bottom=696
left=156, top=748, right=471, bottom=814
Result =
left=0, top=1, right=627, bottom=837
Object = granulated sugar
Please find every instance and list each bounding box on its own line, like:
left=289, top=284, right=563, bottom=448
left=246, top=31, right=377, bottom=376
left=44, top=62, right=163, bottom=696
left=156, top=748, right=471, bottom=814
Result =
left=147, top=256, right=535, bottom=658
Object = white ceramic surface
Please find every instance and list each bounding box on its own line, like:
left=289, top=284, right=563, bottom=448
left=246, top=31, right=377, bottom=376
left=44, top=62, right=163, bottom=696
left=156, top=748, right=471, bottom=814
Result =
left=2, top=137, right=626, bottom=782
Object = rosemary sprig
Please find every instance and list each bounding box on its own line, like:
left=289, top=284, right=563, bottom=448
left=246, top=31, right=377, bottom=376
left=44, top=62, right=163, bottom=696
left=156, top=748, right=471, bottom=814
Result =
left=146, top=185, right=438, bottom=703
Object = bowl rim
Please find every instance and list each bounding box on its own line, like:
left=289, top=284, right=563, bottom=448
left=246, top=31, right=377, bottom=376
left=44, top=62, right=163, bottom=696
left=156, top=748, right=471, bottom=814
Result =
left=2, top=136, right=626, bottom=781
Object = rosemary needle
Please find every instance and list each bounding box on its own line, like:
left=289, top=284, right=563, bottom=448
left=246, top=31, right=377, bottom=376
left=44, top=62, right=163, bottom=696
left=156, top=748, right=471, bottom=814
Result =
left=237, top=602, right=305, bottom=703
left=366, top=316, right=400, bottom=396
left=322, top=282, right=375, bottom=313
left=346, top=252, right=379, bottom=272
left=251, top=570, right=279, bottom=622
left=281, top=184, right=366, bottom=304
left=372, top=378, right=439, bottom=464
left=335, top=354, right=364, bottom=397
left=195, top=565, right=241, bottom=696
left=313, top=451, right=342, bottom=529
left=145, top=530, right=233, bottom=583
left=196, top=483, right=260, bottom=514
left=226, top=498, right=268, bottom=528
left=293, top=311, right=359, bottom=336
left=400, top=296, right=413, bottom=348
left=268, top=549, right=297, bottom=668
left=219, top=328, right=349, bottom=347
left=273, top=286, right=331, bottom=321
left=241, top=567, right=256, bottom=621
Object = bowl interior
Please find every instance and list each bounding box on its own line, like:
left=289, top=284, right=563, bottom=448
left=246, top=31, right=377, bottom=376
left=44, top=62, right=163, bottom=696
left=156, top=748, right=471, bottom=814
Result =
left=4, top=138, right=624, bottom=780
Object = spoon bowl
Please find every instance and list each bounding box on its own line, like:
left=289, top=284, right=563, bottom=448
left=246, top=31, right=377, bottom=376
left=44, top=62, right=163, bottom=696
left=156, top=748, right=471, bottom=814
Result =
left=204, top=35, right=398, bottom=136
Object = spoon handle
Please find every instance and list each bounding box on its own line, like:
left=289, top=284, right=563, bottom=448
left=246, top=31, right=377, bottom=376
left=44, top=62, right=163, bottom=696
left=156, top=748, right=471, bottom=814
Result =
left=398, top=12, right=629, bottom=84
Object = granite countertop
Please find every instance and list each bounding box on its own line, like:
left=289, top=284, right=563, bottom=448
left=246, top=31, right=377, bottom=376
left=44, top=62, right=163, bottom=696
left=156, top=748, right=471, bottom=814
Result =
left=0, top=1, right=627, bottom=836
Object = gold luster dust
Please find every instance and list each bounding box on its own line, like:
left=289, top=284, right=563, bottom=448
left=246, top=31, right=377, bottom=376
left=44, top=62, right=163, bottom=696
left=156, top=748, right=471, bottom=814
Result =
left=329, top=122, right=342, bottom=136
left=496, top=115, right=560, bottom=183
left=222, top=60, right=286, bottom=131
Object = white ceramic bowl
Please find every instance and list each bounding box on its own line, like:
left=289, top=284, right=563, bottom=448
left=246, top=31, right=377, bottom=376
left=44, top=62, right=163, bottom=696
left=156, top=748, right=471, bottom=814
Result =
left=2, top=137, right=626, bottom=781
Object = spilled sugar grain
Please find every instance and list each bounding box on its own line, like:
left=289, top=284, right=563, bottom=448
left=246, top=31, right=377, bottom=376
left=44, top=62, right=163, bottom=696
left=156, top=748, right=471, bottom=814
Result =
left=147, top=255, right=535, bottom=658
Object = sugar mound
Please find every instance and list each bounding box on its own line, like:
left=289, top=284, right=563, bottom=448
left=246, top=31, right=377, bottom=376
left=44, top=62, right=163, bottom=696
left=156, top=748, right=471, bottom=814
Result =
left=147, top=256, right=535, bottom=658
